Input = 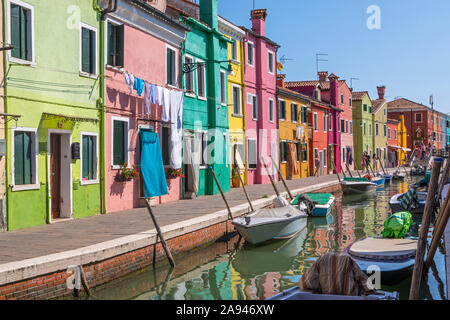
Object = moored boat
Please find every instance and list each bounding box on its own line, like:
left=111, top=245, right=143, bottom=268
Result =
left=290, top=193, right=335, bottom=217
left=389, top=191, right=427, bottom=214
left=392, top=171, right=406, bottom=181
left=340, top=177, right=377, bottom=194
left=232, top=206, right=308, bottom=245
left=372, top=176, right=386, bottom=186
left=344, top=237, right=417, bottom=285
left=267, top=286, right=399, bottom=300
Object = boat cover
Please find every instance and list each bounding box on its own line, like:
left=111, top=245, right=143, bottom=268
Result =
left=298, top=253, right=377, bottom=296
left=382, top=211, right=412, bottom=239
left=247, top=206, right=304, bottom=219
left=349, top=238, right=417, bottom=260
left=292, top=193, right=332, bottom=206
left=400, top=189, right=418, bottom=210
left=343, top=177, right=370, bottom=182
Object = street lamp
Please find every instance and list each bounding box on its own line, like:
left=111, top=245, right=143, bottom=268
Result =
left=183, top=59, right=235, bottom=75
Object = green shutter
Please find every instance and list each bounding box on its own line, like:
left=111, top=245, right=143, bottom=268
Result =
left=113, top=121, right=125, bottom=166
left=14, top=132, right=24, bottom=185
left=167, top=49, right=173, bottom=85
left=10, top=5, right=20, bottom=59
left=116, top=25, right=124, bottom=67
left=88, top=136, right=94, bottom=179
left=89, top=29, right=96, bottom=74
left=82, top=136, right=88, bottom=179
left=82, top=28, right=90, bottom=73
left=107, top=23, right=114, bottom=65
left=19, top=6, right=27, bottom=60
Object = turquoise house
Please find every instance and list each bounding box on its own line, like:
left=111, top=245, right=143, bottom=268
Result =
left=168, top=0, right=231, bottom=197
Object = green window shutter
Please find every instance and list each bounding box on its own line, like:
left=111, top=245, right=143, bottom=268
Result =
left=89, top=29, right=96, bottom=74
left=10, top=5, right=28, bottom=60
left=113, top=121, right=125, bottom=166
left=107, top=23, right=114, bottom=66
left=82, top=135, right=88, bottom=179
left=14, top=132, right=24, bottom=185
left=88, top=136, right=94, bottom=179
left=116, top=24, right=124, bottom=67
left=81, top=28, right=91, bottom=73
left=19, top=6, right=27, bottom=60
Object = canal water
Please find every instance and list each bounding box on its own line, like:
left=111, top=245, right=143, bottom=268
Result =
left=76, top=176, right=447, bottom=300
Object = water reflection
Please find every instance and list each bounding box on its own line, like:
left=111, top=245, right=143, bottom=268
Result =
left=77, top=177, right=446, bottom=301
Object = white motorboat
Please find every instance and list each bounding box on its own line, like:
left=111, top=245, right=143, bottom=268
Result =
left=389, top=191, right=427, bottom=214
left=340, top=177, right=377, bottom=194
left=232, top=206, right=308, bottom=245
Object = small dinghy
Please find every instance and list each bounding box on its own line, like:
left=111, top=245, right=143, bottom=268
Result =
left=389, top=189, right=427, bottom=214
left=382, top=174, right=393, bottom=182
left=267, top=286, right=399, bottom=300
left=290, top=193, right=335, bottom=217
left=372, top=176, right=386, bottom=186
left=344, top=237, right=417, bottom=285
left=392, top=171, right=406, bottom=181
left=340, top=177, right=377, bottom=194
left=232, top=206, right=308, bottom=245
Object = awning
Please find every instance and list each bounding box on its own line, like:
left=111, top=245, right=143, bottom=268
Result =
left=42, top=112, right=98, bottom=123
left=388, top=145, right=401, bottom=149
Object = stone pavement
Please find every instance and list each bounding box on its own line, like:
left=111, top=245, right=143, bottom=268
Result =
left=0, top=173, right=341, bottom=265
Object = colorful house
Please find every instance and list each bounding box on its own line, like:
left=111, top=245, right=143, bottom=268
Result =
left=4, top=0, right=101, bottom=230
left=0, top=2, right=6, bottom=231
left=285, top=71, right=344, bottom=174
left=387, top=118, right=399, bottom=168
left=396, top=113, right=409, bottom=165
left=371, top=86, right=388, bottom=169
left=351, top=91, right=374, bottom=170
left=168, top=0, right=231, bottom=196
left=241, top=9, right=280, bottom=185
left=218, top=16, right=247, bottom=186
left=335, top=77, right=353, bottom=173
left=101, top=0, right=189, bottom=212
left=277, top=75, right=311, bottom=179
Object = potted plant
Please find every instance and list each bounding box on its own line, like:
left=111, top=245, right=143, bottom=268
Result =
left=115, top=163, right=140, bottom=182
left=166, top=168, right=184, bottom=179
left=231, top=167, right=241, bottom=188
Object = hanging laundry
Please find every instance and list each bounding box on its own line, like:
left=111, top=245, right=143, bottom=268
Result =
left=161, top=88, right=171, bottom=122
left=123, top=71, right=134, bottom=94
left=157, top=86, right=164, bottom=105
left=144, top=82, right=152, bottom=115
left=169, top=90, right=184, bottom=169
left=134, top=77, right=144, bottom=96
left=151, top=84, right=157, bottom=104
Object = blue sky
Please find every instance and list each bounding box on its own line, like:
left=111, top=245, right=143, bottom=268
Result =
left=217, top=0, right=450, bottom=113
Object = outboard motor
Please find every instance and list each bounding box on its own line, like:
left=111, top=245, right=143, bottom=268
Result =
left=296, top=194, right=315, bottom=216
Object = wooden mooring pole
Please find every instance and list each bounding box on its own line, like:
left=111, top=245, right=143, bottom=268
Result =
left=209, top=167, right=233, bottom=220
left=145, top=199, right=175, bottom=268
left=378, top=158, right=387, bottom=175
left=269, top=155, right=294, bottom=200
left=437, top=157, right=450, bottom=206
left=261, top=156, right=281, bottom=197
left=409, top=157, right=443, bottom=300
left=233, top=162, right=254, bottom=212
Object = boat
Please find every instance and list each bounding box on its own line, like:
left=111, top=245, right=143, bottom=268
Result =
left=372, top=176, right=386, bottom=186
left=344, top=237, right=417, bottom=285
left=340, top=177, right=377, bottom=194
left=389, top=191, right=427, bottom=214
left=232, top=206, right=308, bottom=245
left=392, top=171, right=407, bottom=181
left=290, top=193, right=335, bottom=217
left=382, top=174, right=393, bottom=182
left=267, top=286, right=399, bottom=300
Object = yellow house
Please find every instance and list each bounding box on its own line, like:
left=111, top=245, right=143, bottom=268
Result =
left=218, top=16, right=247, bottom=185
left=277, top=75, right=311, bottom=179
left=397, top=113, right=408, bottom=165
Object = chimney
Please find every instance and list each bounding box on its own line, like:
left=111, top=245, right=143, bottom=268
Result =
left=200, top=0, right=218, bottom=29
left=328, top=73, right=339, bottom=107
left=250, top=9, right=267, bottom=37
left=318, top=71, right=328, bottom=82
left=377, top=86, right=386, bottom=100
left=277, top=74, right=286, bottom=88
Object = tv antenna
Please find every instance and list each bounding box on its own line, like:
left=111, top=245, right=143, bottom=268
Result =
left=279, top=54, right=294, bottom=64
left=350, top=78, right=359, bottom=90
left=316, top=53, right=328, bottom=77
left=430, top=94, right=434, bottom=109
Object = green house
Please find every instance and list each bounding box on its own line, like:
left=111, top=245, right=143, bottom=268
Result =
left=4, top=0, right=101, bottom=230
left=352, top=91, right=374, bottom=170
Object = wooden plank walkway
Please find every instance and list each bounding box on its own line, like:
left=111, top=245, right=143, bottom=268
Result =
left=0, top=174, right=339, bottom=264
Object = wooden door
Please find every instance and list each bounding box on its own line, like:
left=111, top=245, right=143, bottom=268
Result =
left=50, top=134, right=61, bottom=219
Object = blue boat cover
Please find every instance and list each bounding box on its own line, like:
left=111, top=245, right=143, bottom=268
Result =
left=139, top=130, right=168, bottom=198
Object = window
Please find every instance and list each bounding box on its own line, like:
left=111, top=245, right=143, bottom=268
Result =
left=248, top=139, right=257, bottom=169
left=232, top=85, right=241, bottom=115
left=112, top=118, right=129, bottom=167
left=269, top=99, right=274, bottom=122
left=350, top=121, right=353, bottom=134
left=252, top=95, right=258, bottom=120
left=280, top=141, right=288, bottom=162
left=349, top=98, right=352, bottom=107
left=342, top=148, right=346, bottom=164
left=341, top=119, right=345, bottom=132
left=247, top=42, right=254, bottom=66
left=324, top=114, right=327, bottom=132
left=340, top=94, right=344, bottom=105
left=279, top=100, right=286, bottom=120
left=10, top=1, right=33, bottom=62
left=197, top=60, right=206, bottom=99
left=384, top=109, right=386, bottom=115
left=184, top=56, right=195, bottom=94
left=314, top=89, right=320, bottom=101
left=166, top=47, right=176, bottom=86
left=220, top=70, right=226, bottom=105
left=376, top=123, right=379, bottom=136
left=384, top=124, right=387, bottom=137
left=82, top=134, right=97, bottom=181
left=81, top=24, right=97, bottom=75
left=323, top=148, right=327, bottom=167
left=363, top=122, right=366, bottom=136
left=302, top=144, right=308, bottom=162
left=394, top=130, right=397, bottom=139
left=346, top=121, right=349, bottom=133
left=295, top=142, right=301, bottom=162
left=233, top=143, right=245, bottom=168
left=268, top=51, right=274, bottom=74
left=388, top=128, right=391, bottom=139
left=291, top=103, right=298, bottom=122
left=161, top=126, right=170, bottom=166
left=363, top=104, right=367, bottom=112
left=13, top=130, right=37, bottom=186
left=301, top=106, right=308, bottom=124
left=314, top=113, right=318, bottom=131
left=107, top=22, right=124, bottom=67
left=369, top=124, right=372, bottom=136
left=231, top=39, right=238, bottom=60
left=369, top=106, right=372, bottom=113
left=415, top=113, right=422, bottom=123
left=329, top=113, right=332, bottom=131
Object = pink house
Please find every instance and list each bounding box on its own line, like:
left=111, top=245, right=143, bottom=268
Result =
left=103, top=0, right=188, bottom=212
left=241, top=9, right=280, bottom=185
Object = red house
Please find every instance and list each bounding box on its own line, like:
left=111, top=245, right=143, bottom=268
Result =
left=387, top=118, right=399, bottom=168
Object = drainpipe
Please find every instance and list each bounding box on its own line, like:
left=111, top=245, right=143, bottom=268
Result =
left=94, top=0, right=117, bottom=214
left=2, top=0, right=10, bottom=230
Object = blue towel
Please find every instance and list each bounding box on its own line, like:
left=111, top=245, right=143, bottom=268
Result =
left=134, top=77, right=144, bottom=96
left=151, top=84, right=157, bottom=104
left=139, top=130, right=168, bottom=198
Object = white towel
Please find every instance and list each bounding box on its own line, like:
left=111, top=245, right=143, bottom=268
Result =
left=157, top=86, right=164, bottom=105
left=123, top=72, right=134, bottom=94
left=162, top=88, right=171, bottom=122
left=144, top=82, right=152, bottom=115
left=169, top=90, right=184, bottom=169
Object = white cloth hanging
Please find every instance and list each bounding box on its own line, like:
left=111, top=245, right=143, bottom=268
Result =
left=123, top=71, right=134, bottom=94
left=161, top=88, right=171, bottom=122
left=169, top=90, right=183, bottom=169
left=144, top=82, right=152, bottom=115
left=157, top=86, right=164, bottom=106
